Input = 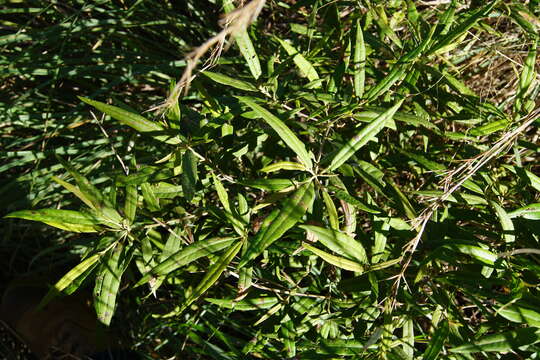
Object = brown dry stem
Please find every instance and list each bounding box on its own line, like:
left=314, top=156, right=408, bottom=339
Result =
left=152, top=0, right=266, bottom=114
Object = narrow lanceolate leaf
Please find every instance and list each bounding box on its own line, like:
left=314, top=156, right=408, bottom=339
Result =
left=5, top=209, right=102, bottom=233
left=498, top=303, right=540, bottom=327
left=206, top=296, right=278, bottom=311
left=240, top=178, right=297, bottom=191
left=423, top=320, right=449, bottom=360
left=427, top=2, right=497, bottom=55
left=202, top=71, right=258, bottom=92
left=124, top=184, right=137, bottom=224
left=402, top=318, right=414, bottom=359
left=52, top=175, right=95, bottom=210
left=135, top=237, right=237, bottom=287
left=275, top=37, right=319, bottom=82
left=223, top=0, right=262, bottom=79
left=56, top=156, right=118, bottom=215
left=38, top=254, right=101, bottom=309
left=237, top=96, right=313, bottom=169
left=240, top=182, right=315, bottom=267
left=302, top=242, right=364, bottom=273
left=260, top=161, right=306, bottom=173
left=365, top=29, right=433, bottom=101
left=328, top=100, right=403, bottom=171
left=213, top=173, right=231, bottom=212
left=490, top=201, right=515, bottom=243
left=181, top=149, right=198, bottom=202
left=300, top=225, right=368, bottom=264
left=353, top=19, right=366, bottom=98
left=322, top=189, right=339, bottom=230
left=450, top=327, right=540, bottom=353
left=165, top=241, right=242, bottom=317
left=94, top=243, right=130, bottom=326
left=78, top=97, right=182, bottom=145
left=444, top=243, right=497, bottom=266
left=508, top=203, right=540, bottom=220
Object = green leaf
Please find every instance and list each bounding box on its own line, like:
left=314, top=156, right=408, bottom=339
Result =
left=236, top=96, right=313, bottom=169
left=78, top=96, right=182, bottom=145
left=223, top=0, right=262, bottom=79
left=135, top=237, right=237, bottom=287
left=181, top=149, right=198, bottom=202
left=5, top=209, right=102, bottom=233
left=275, top=37, right=319, bottom=82
left=498, top=303, right=540, bottom=327
left=260, top=161, right=306, bottom=173
left=402, top=318, right=414, bottom=359
left=444, top=243, right=497, bottom=266
left=302, top=242, right=364, bottom=273
left=422, top=320, right=449, bottom=360
left=206, top=297, right=278, bottom=311
left=365, top=29, right=433, bottom=101
left=202, top=71, right=258, bottom=92
left=240, top=178, right=297, bottom=191
left=490, top=201, right=515, bottom=243
left=299, top=225, right=368, bottom=264
left=427, top=2, right=497, bottom=55
left=353, top=19, right=366, bottom=98
left=141, top=182, right=160, bottom=212
left=52, top=175, right=96, bottom=210
left=55, top=156, right=118, bottom=214
left=328, top=100, right=403, bottom=171
left=321, top=189, right=339, bottom=230
left=124, top=184, right=137, bottom=224
left=38, top=254, right=101, bottom=309
left=508, top=203, right=540, bottom=220
left=240, top=182, right=315, bottom=266
left=94, top=243, right=131, bottom=325
left=450, top=327, right=540, bottom=353
left=164, top=241, right=242, bottom=316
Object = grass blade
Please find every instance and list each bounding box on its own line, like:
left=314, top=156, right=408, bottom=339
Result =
left=423, top=320, right=449, bottom=360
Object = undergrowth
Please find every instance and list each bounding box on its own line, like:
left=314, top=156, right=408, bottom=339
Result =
left=2, top=0, right=540, bottom=359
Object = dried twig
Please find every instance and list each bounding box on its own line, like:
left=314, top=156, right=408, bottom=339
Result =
left=152, top=0, right=266, bottom=114
left=390, top=106, right=540, bottom=309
